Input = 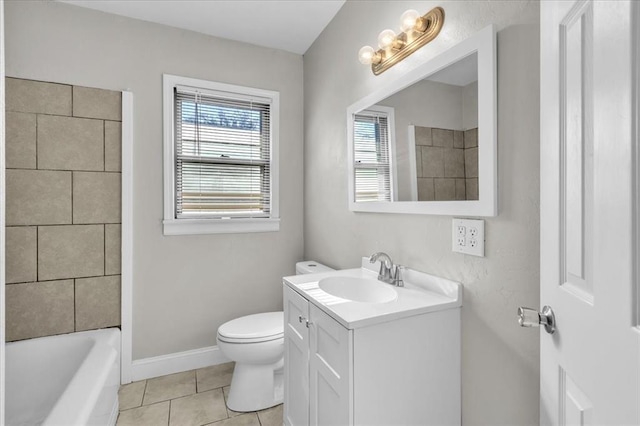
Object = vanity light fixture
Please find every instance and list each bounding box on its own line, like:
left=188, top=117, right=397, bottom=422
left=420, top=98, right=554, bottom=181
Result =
left=358, top=7, right=445, bottom=75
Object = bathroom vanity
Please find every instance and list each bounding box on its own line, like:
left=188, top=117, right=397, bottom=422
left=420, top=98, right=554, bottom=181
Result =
left=282, top=259, right=462, bottom=426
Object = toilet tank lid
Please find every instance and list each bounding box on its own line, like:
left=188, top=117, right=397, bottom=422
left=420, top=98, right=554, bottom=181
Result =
left=218, top=312, right=283, bottom=340
left=296, top=261, right=335, bottom=274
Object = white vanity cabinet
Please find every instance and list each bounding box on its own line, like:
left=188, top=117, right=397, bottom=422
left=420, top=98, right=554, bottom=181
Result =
left=283, top=282, right=461, bottom=426
left=284, top=285, right=352, bottom=426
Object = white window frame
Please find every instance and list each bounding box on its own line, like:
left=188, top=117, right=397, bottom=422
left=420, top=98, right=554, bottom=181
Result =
left=351, top=105, right=398, bottom=203
left=163, top=74, right=280, bottom=235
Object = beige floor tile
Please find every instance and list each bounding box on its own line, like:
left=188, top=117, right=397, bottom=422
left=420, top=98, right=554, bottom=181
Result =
left=117, top=401, right=169, bottom=426
left=205, top=413, right=260, bottom=426
left=222, top=386, right=242, bottom=418
left=196, top=362, right=234, bottom=392
left=257, top=404, right=283, bottom=426
left=169, top=389, right=228, bottom=426
left=143, top=371, right=196, bottom=405
left=118, top=380, right=146, bottom=411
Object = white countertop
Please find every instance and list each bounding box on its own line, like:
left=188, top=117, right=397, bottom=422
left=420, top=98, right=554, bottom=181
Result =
left=283, top=258, right=462, bottom=329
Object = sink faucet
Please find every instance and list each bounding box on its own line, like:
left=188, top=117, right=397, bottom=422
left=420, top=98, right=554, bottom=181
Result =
left=369, top=252, right=404, bottom=287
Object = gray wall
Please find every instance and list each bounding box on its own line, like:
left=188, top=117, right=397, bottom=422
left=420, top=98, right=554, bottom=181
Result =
left=303, top=1, right=540, bottom=424
left=4, top=1, right=304, bottom=359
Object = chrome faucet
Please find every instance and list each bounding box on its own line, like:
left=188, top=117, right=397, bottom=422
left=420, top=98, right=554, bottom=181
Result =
left=369, top=252, right=404, bottom=287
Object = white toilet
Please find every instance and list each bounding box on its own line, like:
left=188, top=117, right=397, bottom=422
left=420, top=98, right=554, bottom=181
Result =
left=217, top=261, right=334, bottom=412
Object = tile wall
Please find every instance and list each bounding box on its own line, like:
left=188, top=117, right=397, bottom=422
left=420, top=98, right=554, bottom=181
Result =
left=5, top=77, right=122, bottom=341
left=414, top=125, right=478, bottom=201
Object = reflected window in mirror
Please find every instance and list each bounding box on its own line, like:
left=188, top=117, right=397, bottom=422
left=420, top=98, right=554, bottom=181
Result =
left=353, top=106, right=397, bottom=202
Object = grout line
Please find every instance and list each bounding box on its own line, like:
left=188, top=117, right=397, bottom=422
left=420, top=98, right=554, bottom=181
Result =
left=5, top=222, right=123, bottom=228
left=73, top=278, right=77, bottom=332
left=5, top=166, right=122, bottom=174
left=142, top=379, right=149, bottom=407
left=104, top=224, right=106, bottom=275
left=35, top=114, right=39, bottom=169
left=35, top=226, right=39, bottom=282
left=103, top=120, right=106, bottom=172
left=71, top=171, right=74, bottom=224
left=6, top=273, right=122, bottom=286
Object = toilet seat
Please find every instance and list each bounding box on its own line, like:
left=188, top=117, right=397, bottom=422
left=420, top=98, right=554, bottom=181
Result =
left=217, top=312, right=284, bottom=344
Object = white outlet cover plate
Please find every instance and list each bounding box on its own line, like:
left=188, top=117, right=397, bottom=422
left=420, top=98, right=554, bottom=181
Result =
left=452, top=218, right=485, bottom=257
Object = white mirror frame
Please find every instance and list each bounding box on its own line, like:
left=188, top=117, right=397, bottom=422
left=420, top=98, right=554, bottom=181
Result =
left=347, top=25, right=497, bottom=216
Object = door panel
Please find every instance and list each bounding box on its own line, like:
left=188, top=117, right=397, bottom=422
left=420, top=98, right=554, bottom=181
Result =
left=309, top=305, right=352, bottom=426
left=540, top=1, right=640, bottom=424
left=284, top=286, right=310, bottom=426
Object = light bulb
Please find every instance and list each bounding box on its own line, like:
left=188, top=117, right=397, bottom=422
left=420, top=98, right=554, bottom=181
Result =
left=377, top=29, right=397, bottom=49
left=358, top=46, right=375, bottom=65
left=400, top=9, right=420, bottom=32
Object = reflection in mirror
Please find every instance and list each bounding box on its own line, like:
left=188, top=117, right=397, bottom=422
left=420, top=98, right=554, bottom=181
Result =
left=362, top=52, right=479, bottom=202
left=346, top=24, right=496, bottom=216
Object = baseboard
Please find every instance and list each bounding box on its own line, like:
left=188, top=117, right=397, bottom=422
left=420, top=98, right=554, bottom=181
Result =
left=131, top=345, right=230, bottom=382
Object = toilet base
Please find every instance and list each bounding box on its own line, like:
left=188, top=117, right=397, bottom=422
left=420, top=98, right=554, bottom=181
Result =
left=226, top=361, right=284, bottom=412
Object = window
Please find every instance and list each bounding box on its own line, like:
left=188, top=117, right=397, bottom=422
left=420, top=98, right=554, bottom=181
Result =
left=163, top=75, right=279, bottom=235
left=352, top=106, right=396, bottom=202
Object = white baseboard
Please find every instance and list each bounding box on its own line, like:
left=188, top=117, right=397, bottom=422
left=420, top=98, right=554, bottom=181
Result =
left=131, top=345, right=230, bottom=382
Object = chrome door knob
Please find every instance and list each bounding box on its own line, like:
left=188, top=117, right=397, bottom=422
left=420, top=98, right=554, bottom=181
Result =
left=517, top=306, right=556, bottom=334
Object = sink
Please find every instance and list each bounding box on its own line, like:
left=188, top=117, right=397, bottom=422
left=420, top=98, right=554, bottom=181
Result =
left=318, top=276, right=397, bottom=303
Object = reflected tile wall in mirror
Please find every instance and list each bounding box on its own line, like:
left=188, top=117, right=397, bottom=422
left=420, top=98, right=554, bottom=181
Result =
left=414, top=125, right=478, bottom=201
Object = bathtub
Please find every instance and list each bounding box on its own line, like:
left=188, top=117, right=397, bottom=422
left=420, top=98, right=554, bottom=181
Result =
left=6, top=328, right=121, bottom=426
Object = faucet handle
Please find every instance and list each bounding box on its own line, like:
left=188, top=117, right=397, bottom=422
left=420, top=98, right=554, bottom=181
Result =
left=393, top=265, right=405, bottom=287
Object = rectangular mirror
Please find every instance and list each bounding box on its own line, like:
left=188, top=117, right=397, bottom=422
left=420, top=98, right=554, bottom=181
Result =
left=347, top=25, right=497, bottom=216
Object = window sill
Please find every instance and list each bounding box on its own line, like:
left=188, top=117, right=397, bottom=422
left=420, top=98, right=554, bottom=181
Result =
left=163, top=218, right=280, bottom=236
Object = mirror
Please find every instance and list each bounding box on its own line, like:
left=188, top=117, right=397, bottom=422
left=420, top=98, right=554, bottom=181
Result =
left=347, top=25, right=497, bottom=216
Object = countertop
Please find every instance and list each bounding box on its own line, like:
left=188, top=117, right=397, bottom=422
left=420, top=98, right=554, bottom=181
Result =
left=283, top=258, right=462, bottom=329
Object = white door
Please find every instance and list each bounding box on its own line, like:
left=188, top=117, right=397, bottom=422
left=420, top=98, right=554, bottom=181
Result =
left=539, top=0, right=640, bottom=424
left=284, top=286, right=310, bottom=426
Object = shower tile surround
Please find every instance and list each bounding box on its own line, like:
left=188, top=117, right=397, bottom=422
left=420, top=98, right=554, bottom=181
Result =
left=4, top=77, right=122, bottom=341
left=414, top=125, right=478, bottom=201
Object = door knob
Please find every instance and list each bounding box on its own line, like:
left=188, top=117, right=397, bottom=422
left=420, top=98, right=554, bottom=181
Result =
left=517, top=306, right=556, bottom=334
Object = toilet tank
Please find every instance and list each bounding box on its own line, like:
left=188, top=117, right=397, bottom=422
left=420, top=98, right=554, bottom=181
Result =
left=295, top=261, right=334, bottom=275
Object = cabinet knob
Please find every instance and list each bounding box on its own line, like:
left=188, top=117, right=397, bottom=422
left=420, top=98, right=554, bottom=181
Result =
left=298, top=315, right=312, bottom=328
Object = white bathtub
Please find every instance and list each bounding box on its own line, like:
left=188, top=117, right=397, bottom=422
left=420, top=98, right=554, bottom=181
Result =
left=6, top=328, right=121, bottom=426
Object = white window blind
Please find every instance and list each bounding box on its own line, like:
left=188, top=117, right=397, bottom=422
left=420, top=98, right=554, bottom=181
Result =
left=174, top=87, right=272, bottom=219
left=353, top=110, right=392, bottom=202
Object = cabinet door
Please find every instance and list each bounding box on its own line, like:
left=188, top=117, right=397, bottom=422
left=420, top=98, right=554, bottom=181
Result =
left=309, top=304, right=352, bottom=426
left=284, top=285, right=310, bottom=426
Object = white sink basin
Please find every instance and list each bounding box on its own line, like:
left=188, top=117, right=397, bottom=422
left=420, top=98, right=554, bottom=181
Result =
left=318, top=276, right=397, bottom=303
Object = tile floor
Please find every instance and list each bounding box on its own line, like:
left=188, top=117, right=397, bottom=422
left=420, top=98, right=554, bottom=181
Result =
left=116, top=362, right=283, bottom=426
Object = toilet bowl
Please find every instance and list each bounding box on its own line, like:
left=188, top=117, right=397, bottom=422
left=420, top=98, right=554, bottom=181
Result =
left=217, top=261, right=334, bottom=412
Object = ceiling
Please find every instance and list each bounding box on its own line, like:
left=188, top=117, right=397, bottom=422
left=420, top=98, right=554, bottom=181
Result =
left=58, top=0, right=346, bottom=55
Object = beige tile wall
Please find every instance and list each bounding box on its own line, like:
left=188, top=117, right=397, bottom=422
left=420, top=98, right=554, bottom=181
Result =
left=414, top=126, right=479, bottom=201
left=5, top=77, right=122, bottom=342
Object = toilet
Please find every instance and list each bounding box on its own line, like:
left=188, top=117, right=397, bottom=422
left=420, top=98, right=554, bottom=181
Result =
left=217, top=261, right=334, bottom=412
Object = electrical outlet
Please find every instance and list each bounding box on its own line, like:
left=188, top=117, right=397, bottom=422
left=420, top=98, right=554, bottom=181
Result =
left=452, top=218, right=485, bottom=257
